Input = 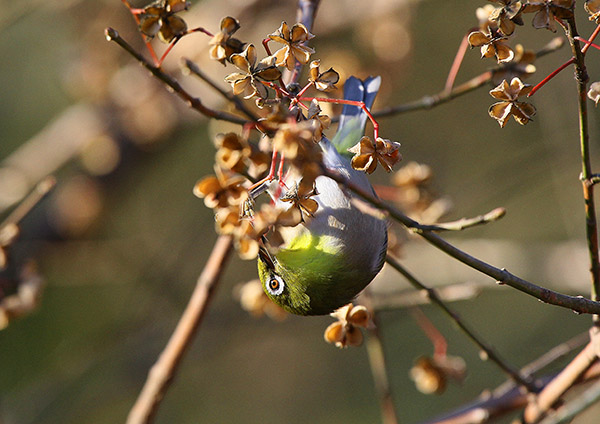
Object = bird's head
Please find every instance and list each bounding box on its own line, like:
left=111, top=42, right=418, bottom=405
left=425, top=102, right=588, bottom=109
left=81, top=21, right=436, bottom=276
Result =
left=257, top=233, right=367, bottom=316
left=257, top=245, right=313, bottom=315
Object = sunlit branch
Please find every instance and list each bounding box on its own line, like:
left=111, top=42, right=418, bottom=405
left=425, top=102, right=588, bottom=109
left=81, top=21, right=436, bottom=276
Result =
left=182, top=58, right=261, bottom=122
left=105, top=28, right=250, bottom=126
left=419, top=207, right=506, bottom=232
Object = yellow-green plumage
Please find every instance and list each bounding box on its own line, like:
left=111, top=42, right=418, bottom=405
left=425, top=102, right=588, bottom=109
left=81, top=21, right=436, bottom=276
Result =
left=258, top=76, right=387, bottom=315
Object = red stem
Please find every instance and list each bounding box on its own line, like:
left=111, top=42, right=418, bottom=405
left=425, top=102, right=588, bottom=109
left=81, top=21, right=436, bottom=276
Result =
left=300, top=97, right=380, bottom=139
left=411, top=307, right=448, bottom=358
left=528, top=57, right=574, bottom=97
left=262, top=38, right=273, bottom=56
left=576, top=36, right=600, bottom=53
left=445, top=32, right=470, bottom=92
left=528, top=25, right=600, bottom=98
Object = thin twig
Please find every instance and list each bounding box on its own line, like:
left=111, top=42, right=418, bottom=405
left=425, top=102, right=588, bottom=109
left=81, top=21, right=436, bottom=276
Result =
left=369, top=281, right=485, bottom=311
left=386, top=255, right=537, bottom=391
left=361, top=37, right=564, bottom=121
left=182, top=58, right=261, bottom=122
left=322, top=166, right=600, bottom=314
left=363, top=292, right=399, bottom=424
left=0, top=176, right=56, bottom=229
left=444, top=32, right=471, bottom=92
left=523, top=341, right=598, bottom=423
left=419, top=207, right=505, bottom=232
left=104, top=28, right=250, bottom=126
left=126, top=235, right=234, bottom=424
left=371, top=71, right=492, bottom=119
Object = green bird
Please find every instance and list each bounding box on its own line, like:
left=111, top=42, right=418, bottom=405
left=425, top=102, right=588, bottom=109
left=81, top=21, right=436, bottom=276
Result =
left=257, top=76, right=388, bottom=316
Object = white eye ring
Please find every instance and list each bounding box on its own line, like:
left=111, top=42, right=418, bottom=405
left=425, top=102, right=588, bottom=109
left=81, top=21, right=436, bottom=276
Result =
left=266, top=275, right=285, bottom=296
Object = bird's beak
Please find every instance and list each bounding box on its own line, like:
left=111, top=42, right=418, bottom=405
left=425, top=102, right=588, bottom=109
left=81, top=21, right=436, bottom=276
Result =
left=258, top=241, right=275, bottom=270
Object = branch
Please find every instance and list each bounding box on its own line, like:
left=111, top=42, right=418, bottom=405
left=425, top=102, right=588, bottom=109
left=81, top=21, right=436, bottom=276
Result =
left=419, top=207, right=505, bottom=232
left=564, top=18, right=600, bottom=320
left=368, top=281, right=485, bottom=311
left=104, top=28, right=250, bottom=126
left=371, top=71, right=492, bottom=119
left=386, top=256, right=536, bottom=391
left=322, top=167, right=600, bottom=315
left=538, top=378, right=600, bottom=424
left=362, top=37, right=564, bottom=120
left=363, top=291, right=399, bottom=424
left=524, top=340, right=598, bottom=423
left=126, top=235, right=234, bottom=424
left=1, top=176, right=55, bottom=230
left=181, top=58, right=261, bottom=122
left=284, top=0, right=322, bottom=86
left=420, top=333, right=593, bottom=424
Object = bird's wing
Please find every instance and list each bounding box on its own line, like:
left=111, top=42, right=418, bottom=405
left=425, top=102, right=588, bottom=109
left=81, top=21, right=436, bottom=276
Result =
left=330, top=76, right=382, bottom=156
left=320, top=75, right=381, bottom=194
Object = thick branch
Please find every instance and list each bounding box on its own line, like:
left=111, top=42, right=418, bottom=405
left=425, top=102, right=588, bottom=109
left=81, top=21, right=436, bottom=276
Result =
left=538, top=378, right=600, bottom=424
left=126, top=235, right=233, bottom=424
left=524, top=341, right=598, bottom=423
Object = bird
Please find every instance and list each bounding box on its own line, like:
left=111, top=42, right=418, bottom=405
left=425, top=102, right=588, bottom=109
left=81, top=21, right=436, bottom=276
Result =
left=256, top=76, right=388, bottom=316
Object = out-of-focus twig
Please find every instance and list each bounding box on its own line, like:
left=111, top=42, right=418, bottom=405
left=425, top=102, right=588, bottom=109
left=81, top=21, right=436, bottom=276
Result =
left=369, top=281, right=485, bottom=311
left=1, top=176, right=56, bottom=229
left=444, top=32, right=471, bottom=92
left=538, top=378, right=600, bottom=424
left=362, top=291, right=399, bottom=424
left=0, top=105, right=104, bottom=213
left=421, top=334, right=595, bottom=424
left=126, top=235, right=234, bottom=424
left=524, top=340, right=598, bottom=423
left=0, top=176, right=56, bottom=270
left=521, top=332, right=590, bottom=377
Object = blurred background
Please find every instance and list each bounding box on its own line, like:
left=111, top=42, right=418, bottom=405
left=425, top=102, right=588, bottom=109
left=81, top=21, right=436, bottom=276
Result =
left=1, top=0, right=600, bottom=422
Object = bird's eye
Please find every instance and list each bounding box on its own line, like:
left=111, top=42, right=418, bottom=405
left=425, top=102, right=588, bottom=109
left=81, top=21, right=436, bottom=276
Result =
left=266, top=275, right=285, bottom=296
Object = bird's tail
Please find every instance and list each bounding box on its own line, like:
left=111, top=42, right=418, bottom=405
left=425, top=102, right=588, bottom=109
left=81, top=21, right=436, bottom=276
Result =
left=330, top=76, right=382, bottom=156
